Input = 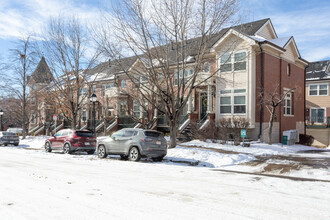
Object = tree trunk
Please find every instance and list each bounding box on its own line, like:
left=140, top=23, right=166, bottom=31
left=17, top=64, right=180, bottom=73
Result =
left=268, top=108, right=275, bottom=144
left=168, top=120, right=177, bottom=149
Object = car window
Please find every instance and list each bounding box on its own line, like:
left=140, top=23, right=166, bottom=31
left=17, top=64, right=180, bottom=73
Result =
left=54, top=131, right=63, bottom=136
left=144, top=131, right=162, bottom=138
left=4, top=132, right=16, bottom=136
left=112, top=130, right=125, bottom=138
left=76, top=131, right=94, bottom=137
left=123, top=130, right=137, bottom=137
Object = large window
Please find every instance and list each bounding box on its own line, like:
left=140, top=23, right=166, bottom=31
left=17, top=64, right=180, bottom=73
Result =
left=309, top=84, right=328, bottom=96
left=310, top=108, right=325, bottom=123
left=219, top=89, right=246, bottom=114
left=133, top=101, right=140, bottom=118
left=174, top=68, right=194, bottom=85
left=220, top=51, right=246, bottom=72
left=283, top=91, right=292, bottom=115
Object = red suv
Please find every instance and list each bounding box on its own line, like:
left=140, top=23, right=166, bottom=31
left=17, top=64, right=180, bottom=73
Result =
left=45, top=129, right=96, bottom=154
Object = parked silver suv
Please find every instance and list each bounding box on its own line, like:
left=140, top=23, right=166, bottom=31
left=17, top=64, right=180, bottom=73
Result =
left=0, top=132, right=20, bottom=146
left=97, top=128, right=167, bottom=162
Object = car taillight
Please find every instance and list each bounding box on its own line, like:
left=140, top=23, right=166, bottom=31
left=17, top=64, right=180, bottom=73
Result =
left=72, top=138, right=79, bottom=142
left=142, top=138, right=153, bottom=142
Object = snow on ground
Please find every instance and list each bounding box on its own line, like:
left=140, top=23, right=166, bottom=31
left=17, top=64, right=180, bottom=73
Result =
left=166, top=146, right=256, bottom=168
left=181, top=139, right=329, bottom=157
left=0, top=146, right=329, bottom=220
left=19, top=136, right=49, bottom=149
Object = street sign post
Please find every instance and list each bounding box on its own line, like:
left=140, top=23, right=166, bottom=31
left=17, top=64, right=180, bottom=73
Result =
left=241, top=129, right=246, bottom=146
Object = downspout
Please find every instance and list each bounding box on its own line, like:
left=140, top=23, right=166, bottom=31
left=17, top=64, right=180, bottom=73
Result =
left=304, top=65, right=307, bottom=135
left=258, top=44, right=264, bottom=139
left=279, top=58, right=282, bottom=142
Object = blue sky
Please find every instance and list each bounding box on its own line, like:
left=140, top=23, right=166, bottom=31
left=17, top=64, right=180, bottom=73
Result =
left=0, top=0, right=329, bottom=62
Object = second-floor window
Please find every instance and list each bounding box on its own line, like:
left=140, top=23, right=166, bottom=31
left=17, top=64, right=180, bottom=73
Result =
left=220, top=51, right=246, bottom=72
left=174, top=68, right=194, bottom=85
left=283, top=91, right=293, bottom=116
left=309, top=84, right=328, bottom=96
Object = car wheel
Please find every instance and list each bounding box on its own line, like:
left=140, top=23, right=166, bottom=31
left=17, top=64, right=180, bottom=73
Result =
left=87, top=150, right=95, bottom=155
left=4, top=144, right=7, bottom=146
left=63, top=143, right=71, bottom=154
left=45, top=142, right=52, bottom=152
left=14, top=143, right=19, bottom=146
left=120, top=155, right=128, bottom=160
left=128, top=147, right=141, bottom=162
left=97, top=145, right=107, bottom=158
left=152, top=156, right=164, bottom=162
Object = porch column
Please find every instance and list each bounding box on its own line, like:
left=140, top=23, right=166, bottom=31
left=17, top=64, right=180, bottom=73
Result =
left=139, top=104, right=144, bottom=119
left=187, top=95, right=193, bottom=114
left=207, top=85, right=212, bottom=113
left=116, top=98, right=120, bottom=117
left=154, top=108, right=158, bottom=118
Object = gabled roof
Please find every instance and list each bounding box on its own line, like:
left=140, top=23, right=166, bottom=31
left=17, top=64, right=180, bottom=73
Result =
left=306, top=60, right=330, bottom=81
left=30, top=57, right=53, bottom=84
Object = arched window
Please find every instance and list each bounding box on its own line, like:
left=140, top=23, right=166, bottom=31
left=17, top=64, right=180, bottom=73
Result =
left=287, top=64, right=291, bottom=76
left=121, top=80, right=126, bottom=88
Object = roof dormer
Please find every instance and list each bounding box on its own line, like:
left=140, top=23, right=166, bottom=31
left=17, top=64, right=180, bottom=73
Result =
left=254, top=19, right=277, bottom=40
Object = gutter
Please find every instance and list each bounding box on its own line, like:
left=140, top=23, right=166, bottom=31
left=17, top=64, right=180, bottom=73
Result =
left=258, top=43, right=264, bottom=139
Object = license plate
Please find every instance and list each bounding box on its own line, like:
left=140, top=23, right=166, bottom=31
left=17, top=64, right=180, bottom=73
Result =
left=10, top=141, right=14, bottom=143
left=156, top=141, right=161, bottom=145
left=85, top=142, right=90, bottom=145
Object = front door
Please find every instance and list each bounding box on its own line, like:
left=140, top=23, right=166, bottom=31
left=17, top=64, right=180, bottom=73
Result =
left=200, top=92, right=208, bottom=120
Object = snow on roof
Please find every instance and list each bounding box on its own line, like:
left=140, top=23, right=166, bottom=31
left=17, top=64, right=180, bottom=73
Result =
left=268, top=37, right=291, bottom=48
left=88, top=72, right=115, bottom=82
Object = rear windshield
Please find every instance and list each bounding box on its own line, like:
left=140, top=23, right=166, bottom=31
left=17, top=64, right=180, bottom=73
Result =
left=144, top=131, right=162, bottom=138
left=75, top=131, right=94, bottom=137
left=3, top=132, right=16, bottom=136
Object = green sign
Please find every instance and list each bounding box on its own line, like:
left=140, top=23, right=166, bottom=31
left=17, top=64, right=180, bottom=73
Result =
left=241, top=129, right=246, bottom=138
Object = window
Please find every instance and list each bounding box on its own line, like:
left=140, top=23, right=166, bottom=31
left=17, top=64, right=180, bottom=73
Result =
left=82, top=110, right=87, bottom=122
left=287, top=64, right=291, bottom=76
left=31, top=97, right=36, bottom=105
left=31, top=114, right=36, bottom=124
left=123, top=130, right=138, bottom=137
left=174, top=68, right=194, bottom=85
left=92, top=85, right=96, bottom=93
left=32, top=84, right=36, bottom=90
left=220, top=97, right=231, bottom=113
left=283, top=91, right=292, bottom=115
left=309, top=84, right=328, bottom=96
left=133, top=101, right=140, bottom=118
left=219, top=89, right=246, bottom=114
left=310, top=108, right=325, bottom=123
left=220, top=52, right=246, bottom=72
left=80, top=88, right=87, bottom=95
left=108, top=107, right=114, bottom=117
left=121, top=80, right=126, bottom=88
left=203, top=62, right=210, bottom=72
left=140, top=76, right=148, bottom=83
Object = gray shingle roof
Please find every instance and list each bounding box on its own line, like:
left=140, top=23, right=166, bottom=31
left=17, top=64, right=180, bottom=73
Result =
left=31, top=57, right=53, bottom=83
left=306, top=60, right=330, bottom=80
left=89, top=18, right=270, bottom=76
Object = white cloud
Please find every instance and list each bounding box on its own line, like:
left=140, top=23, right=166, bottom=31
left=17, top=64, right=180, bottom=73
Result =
left=0, top=0, right=101, bottom=39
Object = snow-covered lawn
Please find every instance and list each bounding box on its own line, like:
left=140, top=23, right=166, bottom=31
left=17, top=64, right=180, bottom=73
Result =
left=0, top=146, right=329, bottom=219
left=181, top=139, right=329, bottom=156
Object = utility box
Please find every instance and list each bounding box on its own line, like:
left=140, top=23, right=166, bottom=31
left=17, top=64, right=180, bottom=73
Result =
left=282, top=136, right=288, bottom=145
left=283, top=130, right=298, bottom=145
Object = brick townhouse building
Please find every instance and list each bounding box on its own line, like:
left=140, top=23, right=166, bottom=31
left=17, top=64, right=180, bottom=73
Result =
left=29, top=18, right=308, bottom=142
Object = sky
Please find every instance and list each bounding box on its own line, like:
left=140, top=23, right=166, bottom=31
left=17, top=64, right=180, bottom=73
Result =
left=0, top=0, right=329, bottom=62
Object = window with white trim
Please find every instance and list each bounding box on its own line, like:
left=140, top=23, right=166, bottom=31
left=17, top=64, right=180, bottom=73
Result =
left=174, top=68, right=194, bottom=85
left=121, top=80, right=126, bottom=88
left=92, top=85, right=96, bottom=93
left=219, top=89, right=246, bottom=114
left=133, top=101, right=140, bottom=118
left=283, top=91, right=292, bottom=115
left=310, top=108, right=325, bottom=123
left=31, top=114, right=36, bottom=124
left=309, top=84, right=328, bottom=96
left=220, top=51, right=246, bottom=72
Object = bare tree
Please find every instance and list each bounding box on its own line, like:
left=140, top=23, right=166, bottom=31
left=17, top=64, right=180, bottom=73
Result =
left=259, top=84, right=295, bottom=144
left=95, top=0, right=240, bottom=148
left=41, top=15, right=100, bottom=129
left=0, top=35, right=38, bottom=138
